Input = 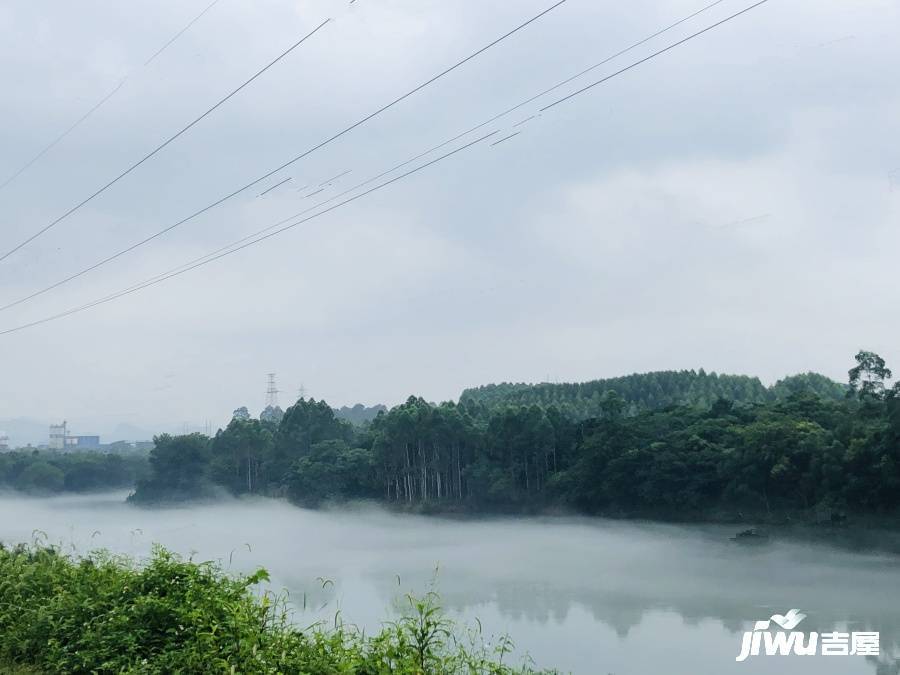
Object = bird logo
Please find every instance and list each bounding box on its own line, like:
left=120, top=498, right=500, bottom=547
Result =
left=754, top=609, right=807, bottom=631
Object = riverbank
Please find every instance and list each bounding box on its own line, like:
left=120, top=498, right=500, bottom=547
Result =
left=0, top=543, right=554, bottom=675
left=122, top=487, right=900, bottom=556
left=335, top=496, right=900, bottom=551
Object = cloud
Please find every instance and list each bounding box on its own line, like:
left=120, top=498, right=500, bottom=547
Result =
left=0, top=0, right=898, bottom=431
left=522, top=112, right=900, bottom=383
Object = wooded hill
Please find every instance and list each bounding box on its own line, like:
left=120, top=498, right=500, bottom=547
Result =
left=129, top=353, right=898, bottom=520
left=460, top=370, right=846, bottom=419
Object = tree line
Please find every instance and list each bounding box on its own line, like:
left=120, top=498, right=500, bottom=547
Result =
left=0, top=450, right=149, bottom=494
left=130, top=352, right=900, bottom=519
left=461, top=370, right=846, bottom=420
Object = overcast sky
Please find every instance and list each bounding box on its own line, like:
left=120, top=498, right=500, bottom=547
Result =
left=0, top=0, right=898, bottom=438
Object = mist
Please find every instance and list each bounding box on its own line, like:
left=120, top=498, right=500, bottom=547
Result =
left=1, top=491, right=897, bottom=674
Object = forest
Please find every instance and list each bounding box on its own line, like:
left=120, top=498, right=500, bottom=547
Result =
left=126, top=351, right=900, bottom=520
left=0, top=450, right=148, bottom=494
left=460, top=370, right=847, bottom=419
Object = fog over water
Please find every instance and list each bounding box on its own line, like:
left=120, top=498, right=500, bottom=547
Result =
left=1, top=491, right=898, bottom=674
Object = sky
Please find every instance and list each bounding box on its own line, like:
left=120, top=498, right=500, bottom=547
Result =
left=0, top=0, right=898, bottom=440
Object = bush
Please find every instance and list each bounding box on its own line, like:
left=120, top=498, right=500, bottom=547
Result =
left=0, top=544, right=553, bottom=674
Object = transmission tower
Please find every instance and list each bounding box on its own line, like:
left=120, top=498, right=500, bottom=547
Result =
left=266, top=373, right=280, bottom=408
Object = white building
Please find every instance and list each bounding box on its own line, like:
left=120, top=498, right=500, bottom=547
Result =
left=0, top=433, right=9, bottom=452
left=49, top=421, right=67, bottom=450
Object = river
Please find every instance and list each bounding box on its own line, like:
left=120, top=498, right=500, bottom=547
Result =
left=0, top=491, right=897, bottom=674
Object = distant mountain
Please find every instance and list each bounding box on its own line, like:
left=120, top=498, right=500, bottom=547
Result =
left=459, top=369, right=847, bottom=419
left=0, top=417, right=49, bottom=447
left=335, top=404, right=387, bottom=426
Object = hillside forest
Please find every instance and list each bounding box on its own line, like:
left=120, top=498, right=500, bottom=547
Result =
left=125, top=351, right=900, bottom=519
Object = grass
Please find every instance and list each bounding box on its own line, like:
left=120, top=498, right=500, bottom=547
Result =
left=0, top=543, right=554, bottom=674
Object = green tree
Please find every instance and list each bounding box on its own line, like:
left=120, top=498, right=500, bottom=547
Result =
left=271, top=399, right=351, bottom=481
left=17, top=461, right=65, bottom=493
left=130, top=434, right=211, bottom=503
left=848, top=350, right=893, bottom=401
left=210, top=418, right=273, bottom=495
left=286, top=440, right=376, bottom=507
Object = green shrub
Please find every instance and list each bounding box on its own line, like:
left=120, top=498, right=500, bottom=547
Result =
left=0, top=544, right=553, bottom=674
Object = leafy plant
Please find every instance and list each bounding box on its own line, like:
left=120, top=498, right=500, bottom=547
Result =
left=0, top=544, right=554, bottom=675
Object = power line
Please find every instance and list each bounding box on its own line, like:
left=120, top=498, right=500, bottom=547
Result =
left=542, top=0, right=771, bottom=111
left=0, top=0, right=746, bottom=315
left=375, top=0, right=734, bottom=168
left=258, top=177, right=293, bottom=197
left=490, top=131, right=521, bottom=146
left=0, top=18, right=331, bottom=264
left=319, top=170, right=352, bottom=186
left=208, top=0, right=735, bottom=247
left=0, top=0, right=773, bottom=337
left=251, top=0, right=742, bottom=231
left=84, top=131, right=500, bottom=300
left=0, top=0, right=773, bottom=336
left=289, top=0, right=760, bottom=212
left=0, top=131, right=498, bottom=336
left=0, top=1, right=566, bottom=311
left=6, top=0, right=775, bottom=332
left=144, top=0, right=224, bottom=67
left=0, top=78, right=128, bottom=195
left=0, top=0, right=226, bottom=197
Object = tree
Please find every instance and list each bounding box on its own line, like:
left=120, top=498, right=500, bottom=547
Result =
left=129, top=434, right=211, bottom=503
left=17, top=461, right=65, bottom=493
left=599, top=390, right=626, bottom=420
left=118, top=351, right=900, bottom=519
left=848, top=350, right=892, bottom=401
left=770, top=373, right=846, bottom=401
left=210, top=419, right=273, bottom=495
left=369, top=398, right=481, bottom=504
left=260, top=405, right=284, bottom=425
left=270, top=399, right=351, bottom=481
left=285, top=440, right=376, bottom=507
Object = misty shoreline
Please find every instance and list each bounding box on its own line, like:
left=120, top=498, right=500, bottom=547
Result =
left=11, top=487, right=900, bottom=558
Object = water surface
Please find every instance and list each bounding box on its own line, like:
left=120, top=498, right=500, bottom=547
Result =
left=1, top=491, right=897, bottom=674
